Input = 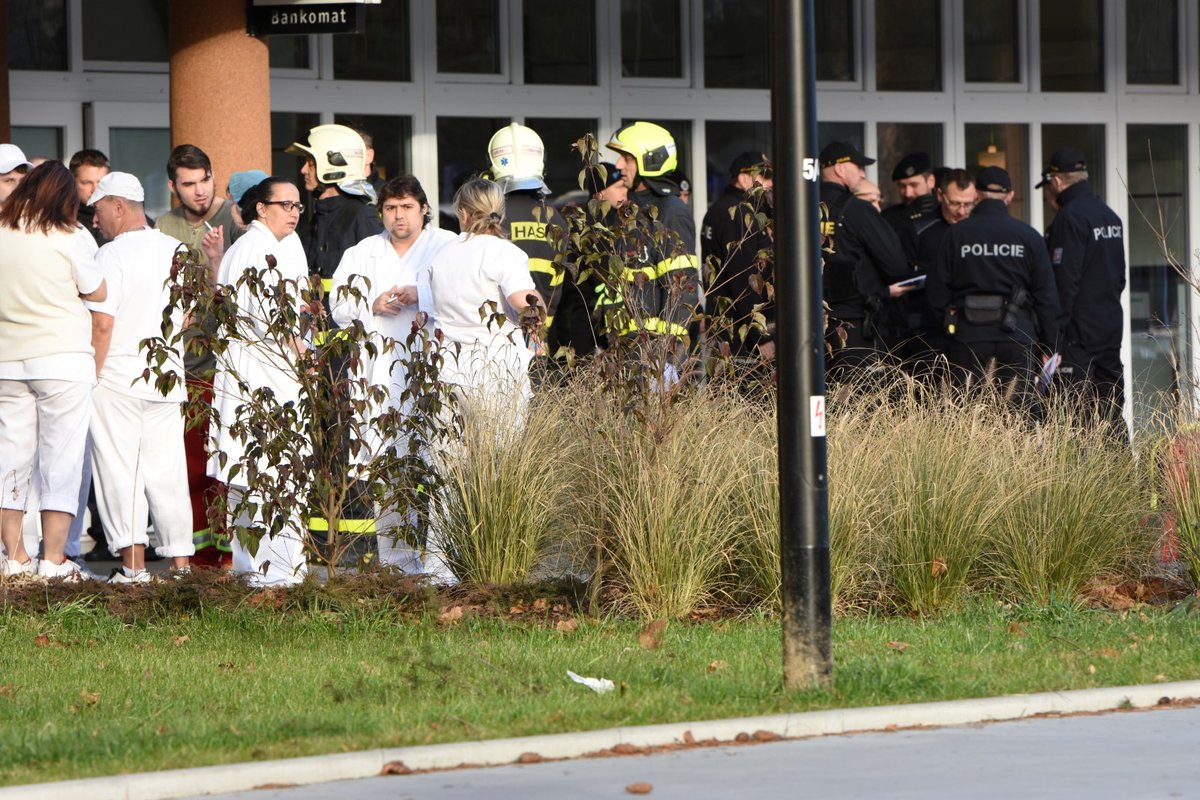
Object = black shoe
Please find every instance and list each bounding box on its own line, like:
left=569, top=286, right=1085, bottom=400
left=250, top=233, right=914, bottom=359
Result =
left=83, top=544, right=117, bottom=562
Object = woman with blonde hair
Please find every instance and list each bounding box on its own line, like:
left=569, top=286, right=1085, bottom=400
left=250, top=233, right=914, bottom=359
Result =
left=427, top=178, right=543, bottom=415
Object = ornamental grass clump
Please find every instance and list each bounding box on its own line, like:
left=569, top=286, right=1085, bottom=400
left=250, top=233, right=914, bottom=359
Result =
left=432, top=391, right=566, bottom=586
left=574, top=383, right=750, bottom=619
left=983, top=401, right=1148, bottom=603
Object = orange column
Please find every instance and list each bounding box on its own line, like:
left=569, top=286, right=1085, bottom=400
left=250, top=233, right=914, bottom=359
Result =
left=168, top=0, right=270, bottom=188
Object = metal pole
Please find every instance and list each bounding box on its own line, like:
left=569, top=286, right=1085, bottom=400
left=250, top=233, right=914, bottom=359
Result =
left=773, top=0, right=832, bottom=690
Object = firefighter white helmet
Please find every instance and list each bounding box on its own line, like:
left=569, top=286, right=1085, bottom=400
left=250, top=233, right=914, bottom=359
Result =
left=287, top=124, right=369, bottom=187
left=487, top=123, right=549, bottom=195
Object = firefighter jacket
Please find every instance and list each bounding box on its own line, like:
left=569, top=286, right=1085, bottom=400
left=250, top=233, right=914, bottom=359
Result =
left=504, top=191, right=564, bottom=326
left=928, top=198, right=1060, bottom=348
left=1045, top=180, right=1126, bottom=355
left=701, top=184, right=774, bottom=355
left=819, top=182, right=909, bottom=323
left=601, top=187, right=700, bottom=339
left=303, top=190, right=384, bottom=287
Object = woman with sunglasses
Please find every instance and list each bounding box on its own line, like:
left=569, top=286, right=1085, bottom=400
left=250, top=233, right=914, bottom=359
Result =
left=209, top=177, right=311, bottom=587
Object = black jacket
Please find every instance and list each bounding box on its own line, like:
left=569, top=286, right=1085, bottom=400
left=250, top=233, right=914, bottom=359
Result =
left=883, top=192, right=939, bottom=263
left=505, top=191, right=564, bottom=324
left=819, top=182, right=908, bottom=322
left=1045, top=180, right=1126, bottom=354
left=303, top=191, right=384, bottom=281
left=928, top=199, right=1060, bottom=347
left=701, top=184, right=774, bottom=354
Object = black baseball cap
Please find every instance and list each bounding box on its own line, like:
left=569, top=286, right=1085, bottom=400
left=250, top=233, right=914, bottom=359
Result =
left=1035, top=146, right=1088, bottom=188
left=729, top=151, right=772, bottom=178
left=819, top=141, right=875, bottom=169
left=976, top=166, right=1012, bottom=193
left=891, top=152, right=933, bottom=182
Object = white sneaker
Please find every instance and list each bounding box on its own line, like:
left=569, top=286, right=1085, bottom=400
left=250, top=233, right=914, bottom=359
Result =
left=2, top=558, right=36, bottom=578
left=109, top=567, right=152, bottom=584
left=37, top=558, right=91, bottom=582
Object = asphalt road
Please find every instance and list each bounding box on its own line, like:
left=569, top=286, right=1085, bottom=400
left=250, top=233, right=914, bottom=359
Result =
left=197, top=704, right=1200, bottom=799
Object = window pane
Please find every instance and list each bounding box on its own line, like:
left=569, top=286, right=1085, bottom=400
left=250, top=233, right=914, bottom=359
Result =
left=1040, top=124, right=1105, bottom=224
left=271, top=111, right=321, bottom=185
left=82, top=0, right=168, bottom=63
left=525, top=117, right=599, bottom=201
left=877, top=123, right=944, bottom=208
left=818, top=122, right=864, bottom=156
left=269, top=36, right=311, bottom=71
left=621, top=0, right=683, bottom=79
left=964, top=123, right=1029, bottom=222
left=525, top=0, right=596, bottom=85
left=875, top=0, right=941, bottom=91
left=964, top=0, right=1019, bottom=83
left=703, top=0, right=769, bottom=89
left=436, top=116, right=508, bottom=231
left=8, top=0, right=68, bottom=71
left=334, top=114, right=413, bottom=183
left=705, top=120, right=772, bottom=201
left=815, top=0, right=854, bottom=82
left=437, top=0, right=501, bottom=75
left=109, top=128, right=171, bottom=220
left=11, top=127, right=63, bottom=162
left=1127, top=125, right=1188, bottom=426
left=335, top=0, right=412, bottom=82
left=1040, top=0, right=1103, bottom=91
left=1126, top=0, right=1177, bottom=85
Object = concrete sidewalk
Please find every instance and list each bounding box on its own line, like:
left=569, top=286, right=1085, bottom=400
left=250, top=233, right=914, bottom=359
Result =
left=2, top=681, right=1198, bottom=800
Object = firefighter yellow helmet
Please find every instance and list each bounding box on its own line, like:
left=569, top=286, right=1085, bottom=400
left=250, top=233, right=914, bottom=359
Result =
left=487, top=123, right=549, bottom=195
left=607, top=121, right=678, bottom=179
left=286, top=124, right=369, bottom=186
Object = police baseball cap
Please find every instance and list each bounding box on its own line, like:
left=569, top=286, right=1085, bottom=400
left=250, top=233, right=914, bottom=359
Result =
left=583, top=162, right=623, bottom=195
left=1035, top=146, right=1088, bottom=188
left=975, top=166, right=1012, bottom=194
left=729, top=151, right=772, bottom=178
left=819, top=141, right=875, bottom=169
left=891, top=152, right=933, bottom=182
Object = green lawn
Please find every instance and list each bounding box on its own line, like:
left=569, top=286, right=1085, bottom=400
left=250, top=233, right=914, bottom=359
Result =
left=1, top=592, right=1198, bottom=787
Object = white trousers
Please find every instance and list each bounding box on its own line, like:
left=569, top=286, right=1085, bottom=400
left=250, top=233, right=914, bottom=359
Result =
left=90, top=385, right=195, bottom=558
left=227, top=485, right=308, bottom=587
left=0, top=378, right=91, bottom=514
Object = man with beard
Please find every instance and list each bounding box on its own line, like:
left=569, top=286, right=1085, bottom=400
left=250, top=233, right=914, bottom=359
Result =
left=156, top=144, right=237, bottom=263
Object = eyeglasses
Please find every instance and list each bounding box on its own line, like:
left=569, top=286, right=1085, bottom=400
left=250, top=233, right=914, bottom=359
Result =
left=263, top=200, right=305, bottom=213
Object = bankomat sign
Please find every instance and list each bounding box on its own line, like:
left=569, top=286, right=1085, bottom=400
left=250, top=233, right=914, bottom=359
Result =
left=247, top=0, right=381, bottom=36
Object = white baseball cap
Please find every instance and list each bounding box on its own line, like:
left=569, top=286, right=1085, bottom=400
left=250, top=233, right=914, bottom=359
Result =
left=88, top=171, right=145, bottom=205
left=0, top=144, right=32, bottom=174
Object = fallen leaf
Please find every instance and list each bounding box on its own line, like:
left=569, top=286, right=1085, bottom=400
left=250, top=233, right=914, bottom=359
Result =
left=79, top=689, right=100, bottom=706
left=34, top=635, right=52, bottom=647
left=682, top=730, right=696, bottom=745
left=611, top=743, right=644, bottom=755
left=931, top=558, right=948, bottom=577
left=1007, top=622, right=1026, bottom=636
left=734, top=732, right=751, bottom=743
left=555, top=619, right=578, bottom=633
left=707, top=660, right=728, bottom=673
left=886, top=641, right=911, bottom=652
left=517, top=752, right=543, bottom=763
left=173, top=636, right=190, bottom=646
left=626, top=783, right=653, bottom=795
left=1154, top=674, right=1168, bottom=682
left=752, top=730, right=780, bottom=742
left=638, top=619, right=668, bottom=650
left=1087, top=664, right=1097, bottom=674
left=438, top=606, right=464, bottom=624
left=380, top=761, right=411, bottom=775
left=509, top=604, right=525, bottom=615
left=0, top=684, right=13, bottom=699
left=531, top=598, right=548, bottom=612
left=1096, top=647, right=1119, bottom=659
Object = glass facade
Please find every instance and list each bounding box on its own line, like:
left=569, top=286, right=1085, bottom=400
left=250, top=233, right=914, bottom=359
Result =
left=815, top=0, right=854, bottom=82
left=964, top=0, right=1019, bottom=83
left=875, top=0, right=941, bottom=91
left=7, top=0, right=68, bottom=71
left=1126, top=0, right=1178, bottom=85
left=621, top=0, right=684, bottom=79
left=524, top=0, right=596, bottom=85
left=333, top=114, right=414, bottom=182
left=82, top=0, right=168, bottom=65
left=703, top=0, right=769, bottom=88
left=1040, top=0, right=1104, bottom=92
left=437, top=0, right=502, bottom=75
left=965, top=123, right=1029, bottom=222
left=335, top=0, right=412, bottom=82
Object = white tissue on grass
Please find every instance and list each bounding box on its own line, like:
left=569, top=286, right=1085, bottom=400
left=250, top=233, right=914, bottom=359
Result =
left=567, top=670, right=615, bottom=694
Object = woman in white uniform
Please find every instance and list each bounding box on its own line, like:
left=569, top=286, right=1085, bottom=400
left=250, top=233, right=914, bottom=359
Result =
left=209, top=177, right=310, bottom=587
left=330, top=175, right=454, bottom=571
left=0, top=163, right=107, bottom=581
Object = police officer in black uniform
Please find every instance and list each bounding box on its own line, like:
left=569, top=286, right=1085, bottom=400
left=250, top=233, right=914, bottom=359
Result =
left=701, top=151, right=774, bottom=364
left=927, top=166, right=1060, bottom=408
left=881, top=151, right=941, bottom=258
left=819, top=141, right=909, bottom=382
left=1040, top=146, right=1127, bottom=432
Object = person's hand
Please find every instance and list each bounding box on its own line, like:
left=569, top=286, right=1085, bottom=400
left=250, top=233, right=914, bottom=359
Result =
left=201, top=224, right=225, bottom=264
left=372, top=284, right=413, bottom=316
left=758, top=340, right=776, bottom=362
left=889, top=282, right=915, bottom=298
